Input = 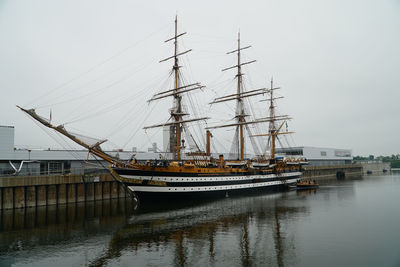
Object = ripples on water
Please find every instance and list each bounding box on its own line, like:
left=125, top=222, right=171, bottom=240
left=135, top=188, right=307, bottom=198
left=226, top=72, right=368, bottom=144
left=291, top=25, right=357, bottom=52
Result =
left=1, top=174, right=400, bottom=267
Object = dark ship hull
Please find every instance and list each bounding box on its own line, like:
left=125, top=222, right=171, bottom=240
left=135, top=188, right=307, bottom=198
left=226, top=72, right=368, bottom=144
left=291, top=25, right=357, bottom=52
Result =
left=114, top=167, right=301, bottom=200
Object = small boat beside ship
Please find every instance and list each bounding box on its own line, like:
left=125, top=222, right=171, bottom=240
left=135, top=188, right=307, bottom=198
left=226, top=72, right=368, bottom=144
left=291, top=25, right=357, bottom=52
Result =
left=18, top=17, right=307, bottom=201
left=296, top=180, right=319, bottom=190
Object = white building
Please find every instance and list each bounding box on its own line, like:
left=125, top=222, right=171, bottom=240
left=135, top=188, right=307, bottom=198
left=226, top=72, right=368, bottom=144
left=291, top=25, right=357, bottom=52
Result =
left=276, top=146, right=352, bottom=166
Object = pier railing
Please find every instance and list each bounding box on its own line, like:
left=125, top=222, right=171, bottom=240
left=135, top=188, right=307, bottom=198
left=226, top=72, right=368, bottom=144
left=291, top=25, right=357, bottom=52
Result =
left=0, top=166, right=107, bottom=178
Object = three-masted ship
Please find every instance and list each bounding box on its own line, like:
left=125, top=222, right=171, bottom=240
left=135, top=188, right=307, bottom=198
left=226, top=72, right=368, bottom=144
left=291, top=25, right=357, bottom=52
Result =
left=18, top=17, right=307, bottom=200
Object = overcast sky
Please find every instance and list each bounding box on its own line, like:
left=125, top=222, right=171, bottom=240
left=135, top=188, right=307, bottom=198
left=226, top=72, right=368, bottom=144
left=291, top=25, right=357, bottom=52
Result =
left=0, top=0, right=399, bottom=156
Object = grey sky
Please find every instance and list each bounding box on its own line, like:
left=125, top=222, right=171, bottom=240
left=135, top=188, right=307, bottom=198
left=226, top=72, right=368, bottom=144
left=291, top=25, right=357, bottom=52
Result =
left=0, top=0, right=399, bottom=156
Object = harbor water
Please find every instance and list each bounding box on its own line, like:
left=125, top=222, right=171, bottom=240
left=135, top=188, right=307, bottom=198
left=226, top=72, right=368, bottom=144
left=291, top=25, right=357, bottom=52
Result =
left=1, top=174, right=400, bottom=266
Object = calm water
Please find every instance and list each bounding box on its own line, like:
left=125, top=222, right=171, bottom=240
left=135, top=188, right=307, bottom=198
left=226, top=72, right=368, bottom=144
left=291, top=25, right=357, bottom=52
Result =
left=1, top=174, right=400, bottom=267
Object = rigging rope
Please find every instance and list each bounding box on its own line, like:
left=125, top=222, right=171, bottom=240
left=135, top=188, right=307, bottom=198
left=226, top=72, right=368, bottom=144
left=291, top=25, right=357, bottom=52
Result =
left=24, top=24, right=169, bottom=108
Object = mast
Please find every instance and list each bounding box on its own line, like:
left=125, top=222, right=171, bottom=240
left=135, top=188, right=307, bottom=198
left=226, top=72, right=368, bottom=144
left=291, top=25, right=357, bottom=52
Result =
left=237, top=32, right=245, bottom=161
left=210, top=33, right=257, bottom=161
left=173, top=16, right=182, bottom=161
left=269, top=78, right=276, bottom=158
left=146, top=16, right=209, bottom=160
left=249, top=78, right=294, bottom=159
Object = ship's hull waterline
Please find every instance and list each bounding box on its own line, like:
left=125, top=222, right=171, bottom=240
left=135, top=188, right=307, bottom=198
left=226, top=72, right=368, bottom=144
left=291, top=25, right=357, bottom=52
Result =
left=114, top=168, right=302, bottom=200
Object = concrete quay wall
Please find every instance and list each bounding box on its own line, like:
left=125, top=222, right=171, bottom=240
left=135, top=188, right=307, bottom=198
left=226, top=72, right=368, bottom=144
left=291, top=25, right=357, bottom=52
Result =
left=302, top=164, right=363, bottom=180
left=303, top=162, right=391, bottom=181
left=359, top=162, right=391, bottom=175
left=0, top=173, right=130, bottom=210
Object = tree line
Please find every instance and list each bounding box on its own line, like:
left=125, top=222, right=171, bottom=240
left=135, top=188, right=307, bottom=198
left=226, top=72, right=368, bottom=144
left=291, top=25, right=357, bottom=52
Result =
left=354, top=155, right=400, bottom=168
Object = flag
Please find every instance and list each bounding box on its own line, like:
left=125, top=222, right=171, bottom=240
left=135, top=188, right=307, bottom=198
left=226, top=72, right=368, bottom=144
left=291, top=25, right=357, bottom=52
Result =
left=285, top=121, right=288, bottom=132
left=50, top=109, right=52, bottom=122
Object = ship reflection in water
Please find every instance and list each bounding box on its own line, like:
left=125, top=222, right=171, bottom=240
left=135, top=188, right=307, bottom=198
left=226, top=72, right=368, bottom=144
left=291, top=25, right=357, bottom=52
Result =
left=0, top=190, right=312, bottom=267
left=91, top=194, right=309, bottom=267
left=5, top=176, right=400, bottom=267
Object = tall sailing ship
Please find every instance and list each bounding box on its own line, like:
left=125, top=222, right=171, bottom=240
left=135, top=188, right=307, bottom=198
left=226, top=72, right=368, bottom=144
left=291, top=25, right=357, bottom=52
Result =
left=18, top=17, right=307, bottom=200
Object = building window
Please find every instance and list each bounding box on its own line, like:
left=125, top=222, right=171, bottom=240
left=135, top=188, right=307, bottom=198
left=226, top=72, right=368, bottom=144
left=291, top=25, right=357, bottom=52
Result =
left=40, top=162, right=48, bottom=175
left=49, top=162, right=62, bottom=174
left=321, top=151, right=327, bottom=156
left=64, top=161, right=71, bottom=174
left=275, top=148, right=303, bottom=155
left=334, top=150, right=351, bottom=157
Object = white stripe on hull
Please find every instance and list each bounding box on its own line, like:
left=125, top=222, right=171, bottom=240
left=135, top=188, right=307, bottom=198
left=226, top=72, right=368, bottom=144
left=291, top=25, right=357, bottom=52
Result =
left=120, top=172, right=302, bottom=183
left=128, top=177, right=300, bottom=193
